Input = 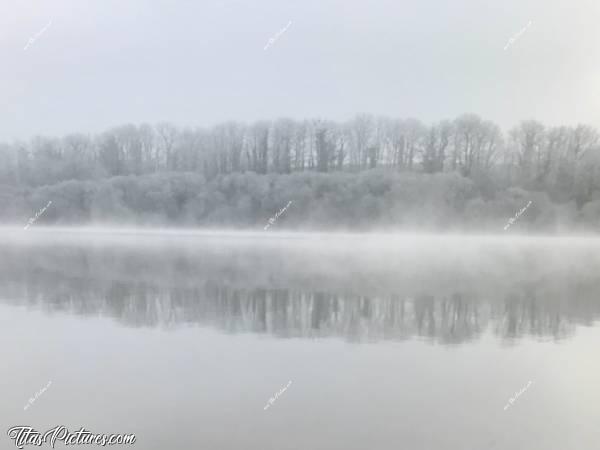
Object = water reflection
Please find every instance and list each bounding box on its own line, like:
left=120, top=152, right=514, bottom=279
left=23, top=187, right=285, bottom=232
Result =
left=0, top=234, right=598, bottom=343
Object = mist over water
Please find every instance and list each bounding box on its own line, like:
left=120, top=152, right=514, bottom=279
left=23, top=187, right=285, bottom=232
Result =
left=1, top=228, right=599, bottom=343
left=2, top=228, right=600, bottom=449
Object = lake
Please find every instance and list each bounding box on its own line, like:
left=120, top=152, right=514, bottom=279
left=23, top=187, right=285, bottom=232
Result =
left=2, top=228, right=600, bottom=449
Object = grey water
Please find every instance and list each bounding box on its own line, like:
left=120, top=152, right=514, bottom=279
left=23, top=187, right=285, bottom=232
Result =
left=2, top=228, right=600, bottom=450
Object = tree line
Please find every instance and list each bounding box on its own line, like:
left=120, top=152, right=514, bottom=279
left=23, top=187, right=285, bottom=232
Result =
left=1, top=114, right=600, bottom=228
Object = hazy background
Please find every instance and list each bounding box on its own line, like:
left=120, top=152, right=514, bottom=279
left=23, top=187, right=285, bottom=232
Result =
left=1, top=0, right=600, bottom=139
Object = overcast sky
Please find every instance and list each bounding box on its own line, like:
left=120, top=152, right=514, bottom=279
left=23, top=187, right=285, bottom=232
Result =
left=1, top=0, right=599, bottom=139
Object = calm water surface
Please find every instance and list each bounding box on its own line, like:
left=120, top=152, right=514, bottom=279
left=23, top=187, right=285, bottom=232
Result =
left=1, top=228, right=600, bottom=449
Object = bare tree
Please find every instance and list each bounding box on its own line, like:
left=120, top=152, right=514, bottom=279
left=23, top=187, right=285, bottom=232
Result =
left=508, top=120, right=545, bottom=185
left=349, top=114, right=373, bottom=170
left=156, top=122, right=179, bottom=171
left=272, top=119, right=295, bottom=173
left=404, top=118, right=426, bottom=172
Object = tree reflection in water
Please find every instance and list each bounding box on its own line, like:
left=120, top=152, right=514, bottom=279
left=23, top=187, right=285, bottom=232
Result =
left=0, top=236, right=598, bottom=343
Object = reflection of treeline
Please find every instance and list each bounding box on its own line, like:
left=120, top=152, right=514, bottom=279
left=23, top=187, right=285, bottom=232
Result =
left=2, top=115, right=600, bottom=229
left=1, top=237, right=598, bottom=342
left=0, top=269, right=587, bottom=343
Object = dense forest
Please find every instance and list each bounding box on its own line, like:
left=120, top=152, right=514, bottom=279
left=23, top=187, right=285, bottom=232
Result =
left=1, top=114, right=600, bottom=230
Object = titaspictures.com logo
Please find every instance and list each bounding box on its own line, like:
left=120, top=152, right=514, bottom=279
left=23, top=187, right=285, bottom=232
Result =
left=7, top=426, right=135, bottom=448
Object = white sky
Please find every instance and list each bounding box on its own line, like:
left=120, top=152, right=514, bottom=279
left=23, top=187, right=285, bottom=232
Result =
left=1, top=0, right=600, bottom=139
